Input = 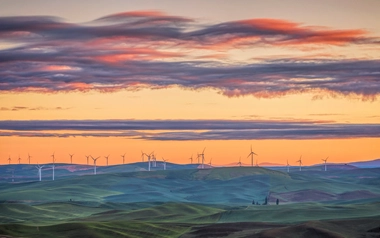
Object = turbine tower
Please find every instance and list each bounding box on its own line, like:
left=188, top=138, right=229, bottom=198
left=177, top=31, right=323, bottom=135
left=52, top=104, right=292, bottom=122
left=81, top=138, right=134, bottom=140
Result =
left=209, top=158, right=212, bottom=167
left=247, top=145, right=258, bottom=167
left=322, top=157, right=329, bottom=171
left=189, top=155, right=193, bottom=164
left=196, top=153, right=200, bottom=164
left=69, top=154, right=74, bottom=164
left=296, top=156, right=303, bottom=171
left=91, top=156, right=100, bottom=175
left=104, top=155, right=110, bottom=166
left=51, top=153, right=56, bottom=180
left=162, top=157, right=168, bottom=170
left=28, top=153, right=32, bottom=164
left=35, top=164, right=44, bottom=181
left=85, top=155, right=90, bottom=165
left=121, top=153, right=126, bottom=164
left=18, top=155, right=21, bottom=164
left=8, top=156, right=11, bottom=164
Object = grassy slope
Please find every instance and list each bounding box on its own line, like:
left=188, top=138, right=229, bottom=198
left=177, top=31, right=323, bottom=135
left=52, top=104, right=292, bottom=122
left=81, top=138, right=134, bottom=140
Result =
left=0, top=167, right=380, bottom=237
left=0, top=202, right=379, bottom=237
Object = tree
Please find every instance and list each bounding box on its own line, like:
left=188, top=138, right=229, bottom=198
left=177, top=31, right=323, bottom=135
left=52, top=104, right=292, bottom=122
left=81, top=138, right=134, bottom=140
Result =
left=276, top=199, right=279, bottom=205
left=263, top=196, right=268, bottom=205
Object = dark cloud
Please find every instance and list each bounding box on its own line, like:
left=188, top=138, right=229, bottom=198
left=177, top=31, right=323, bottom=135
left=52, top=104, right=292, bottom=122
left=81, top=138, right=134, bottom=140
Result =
left=0, top=120, right=379, bottom=140
left=0, top=119, right=321, bottom=131
left=0, top=12, right=379, bottom=99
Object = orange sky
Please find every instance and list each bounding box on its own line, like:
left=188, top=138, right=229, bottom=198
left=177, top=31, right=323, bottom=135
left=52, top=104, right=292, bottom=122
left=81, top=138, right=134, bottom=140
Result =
left=0, top=1, right=379, bottom=165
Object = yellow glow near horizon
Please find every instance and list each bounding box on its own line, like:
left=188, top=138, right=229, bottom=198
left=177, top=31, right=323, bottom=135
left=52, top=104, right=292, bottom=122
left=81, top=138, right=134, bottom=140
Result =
left=1, top=136, right=379, bottom=166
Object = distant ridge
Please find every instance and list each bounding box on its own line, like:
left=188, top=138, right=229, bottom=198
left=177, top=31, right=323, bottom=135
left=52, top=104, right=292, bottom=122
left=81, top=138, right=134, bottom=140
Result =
left=349, top=158, right=380, bottom=168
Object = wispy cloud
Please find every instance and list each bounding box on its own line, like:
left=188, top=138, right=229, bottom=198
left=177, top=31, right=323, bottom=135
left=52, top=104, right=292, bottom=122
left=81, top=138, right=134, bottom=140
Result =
left=0, top=120, right=379, bottom=140
left=0, top=106, right=70, bottom=111
left=0, top=12, right=379, bottom=99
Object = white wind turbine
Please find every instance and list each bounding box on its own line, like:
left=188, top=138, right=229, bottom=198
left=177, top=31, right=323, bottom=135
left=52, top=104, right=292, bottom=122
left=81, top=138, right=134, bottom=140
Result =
left=286, top=159, right=290, bottom=172
left=322, top=157, right=329, bottom=171
left=69, top=154, right=74, bottom=164
left=247, top=145, right=257, bottom=167
left=85, top=155, right=90, bottom=165
left=121, top=153, right=126, bottom=164
left=147, top=152, right=153, bottom=171
left=237, top=157, right=242, bottom=167
left=35, top=164, right=44, bottom=181
left=8, top=156, right=11, bottom=164
left=296, top=156, right=303, bottom=171
left=189, top=155, right=193, bottom=164
left=18, top=155, right=21, bottom=164
left=197, top=153, right=200, bottom=164
left=91, top=156, right=100, bottom=175
left=51, top=153, right=56, bottom=181
left=104, top=155, right=110, bottom=166
left=199, top=148, right=206, bottom=169
left=28, top=153, right=32, bottom=164
left=209, top=158, right=212, bottom=167
left=152, top=153, right=157, bottom=167
left=162, top=157, right=168, bottom=170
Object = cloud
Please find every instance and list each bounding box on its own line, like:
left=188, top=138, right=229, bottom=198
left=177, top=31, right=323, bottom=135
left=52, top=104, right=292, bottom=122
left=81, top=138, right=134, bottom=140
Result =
left=0, top=12, right=379, bottom=99
left=0, top=106, right=70, bottom=111
left=0, top=120, right=379, bottom=140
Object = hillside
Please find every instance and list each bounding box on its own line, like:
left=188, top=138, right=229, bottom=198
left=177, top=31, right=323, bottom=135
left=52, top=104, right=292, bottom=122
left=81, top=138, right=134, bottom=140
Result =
left=0, top=166, right=380, bottom=237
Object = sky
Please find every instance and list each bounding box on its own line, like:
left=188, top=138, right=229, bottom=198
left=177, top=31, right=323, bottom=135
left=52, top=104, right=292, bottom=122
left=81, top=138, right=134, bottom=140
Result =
left=1, top=0, right=380, bottom=166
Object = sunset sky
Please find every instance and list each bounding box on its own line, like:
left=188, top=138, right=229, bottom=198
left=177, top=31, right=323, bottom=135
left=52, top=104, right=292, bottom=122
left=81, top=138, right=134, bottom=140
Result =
left=1, top=0, right=380, bottom=166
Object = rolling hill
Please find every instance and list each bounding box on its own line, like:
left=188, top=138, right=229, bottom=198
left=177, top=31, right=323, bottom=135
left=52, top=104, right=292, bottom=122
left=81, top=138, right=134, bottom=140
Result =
left=0, top=166, right=379, bottom=237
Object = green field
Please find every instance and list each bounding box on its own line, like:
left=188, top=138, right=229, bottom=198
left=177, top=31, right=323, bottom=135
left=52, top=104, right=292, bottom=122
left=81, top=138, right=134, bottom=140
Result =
left=0, top=167, right=379, bottom=237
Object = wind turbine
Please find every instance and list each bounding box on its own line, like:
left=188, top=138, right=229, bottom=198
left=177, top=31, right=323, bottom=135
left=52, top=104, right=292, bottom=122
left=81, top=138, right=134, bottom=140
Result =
left=51, top=153, right=56, bottom=180
left=162, top=157, right=168, bottom=170
left=18, top=155, right=21, bottom=164
left=196, top=153, right=200, bottom=164
left=141, top=151, right=145, bottom=162
left=151, top=153, right=155, bottom=167
left=189, top=155, right=193, bottom=164
left=104, top=155, right=110, bottom=166
left=322, top=157, right=329, bottom=171
left=256, top=158, right=259, bottom=167
left=286, top=159, right=290, bottom=172
left=91, top=156, right=100, bottom=175
left=28, top=153, right=31, bottom=164
left=199, top=148, right=206, bottom=169
left=147, top=152, right=153, bottom=171
left=69, top=154, right=74, bottom=164
left=35, top=164, right=44, bottom=181
left=237, top=157, right=242, bottom=167
left=85, top=155, right=90, bottom=165
left=296, top=156, right=303, bottom=171
left=8, top=156, right=11, bottom=164
left=209, top=158, right=212, bottom=167
left=247, top=146, right=258, bottom=167
left=152, top=153, right=157, bottom=167
left=121, top=153, right=126, bottom=164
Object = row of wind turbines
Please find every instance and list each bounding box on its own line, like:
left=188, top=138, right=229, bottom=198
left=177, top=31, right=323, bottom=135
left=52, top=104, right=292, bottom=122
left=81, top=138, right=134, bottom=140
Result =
left=4, top=146, right=330, bottom=182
